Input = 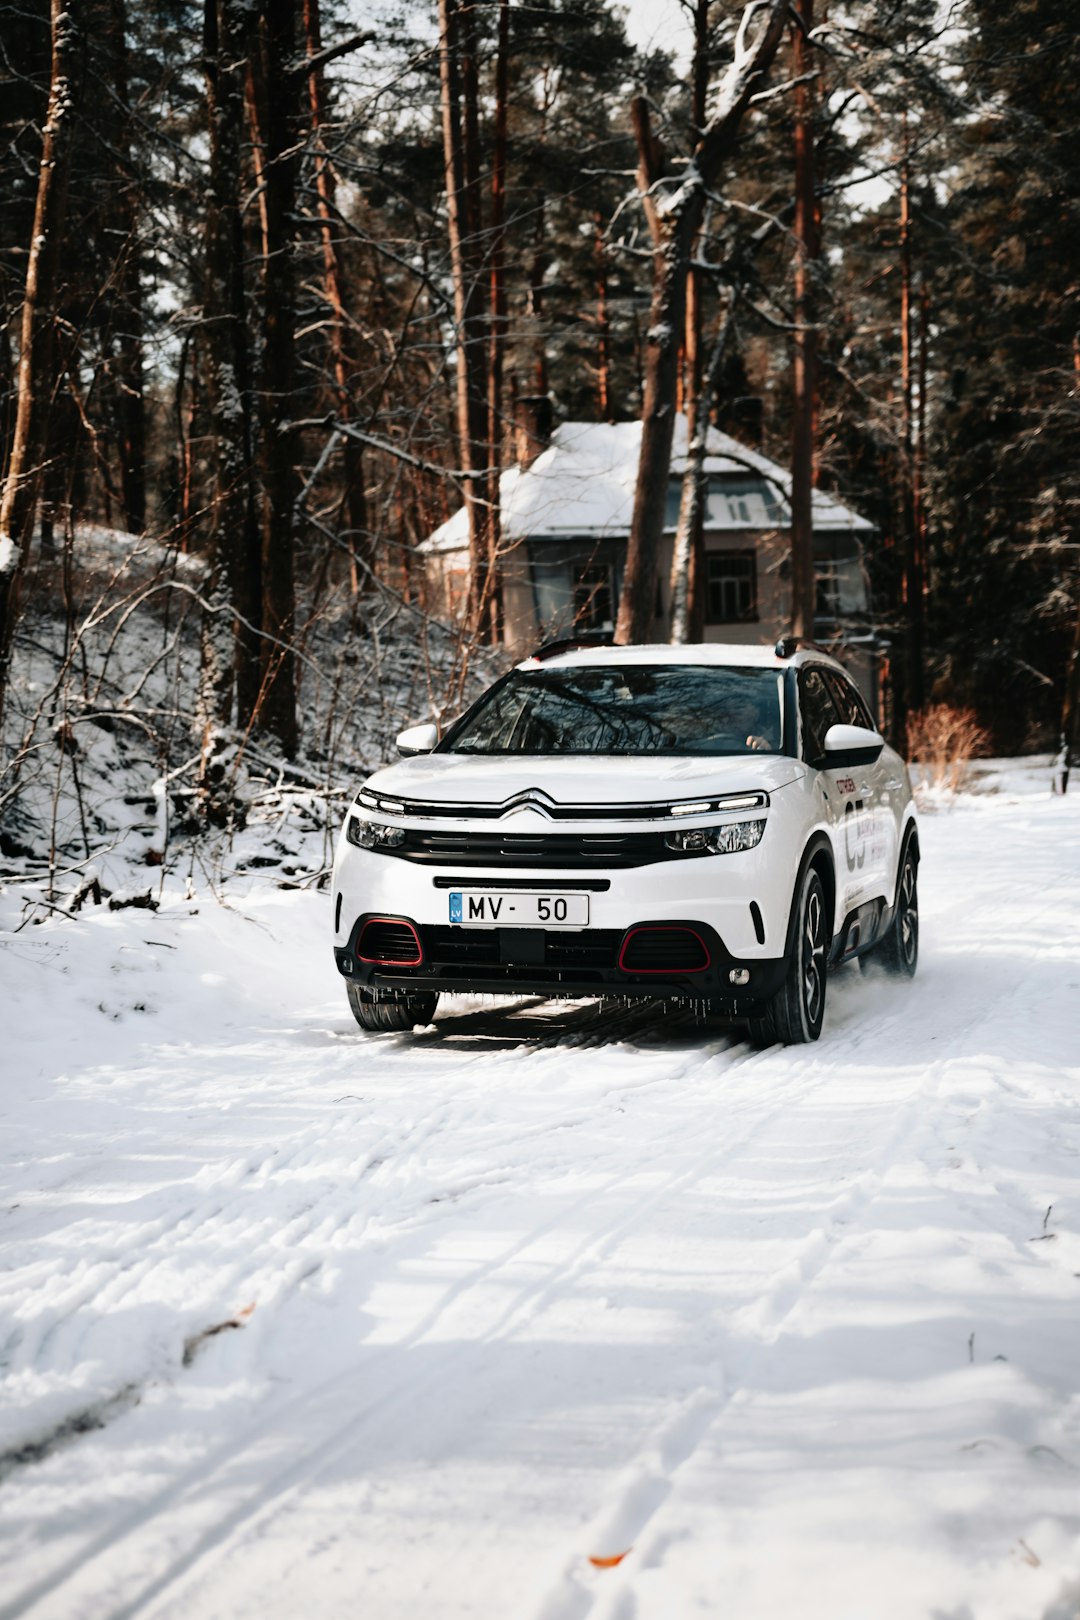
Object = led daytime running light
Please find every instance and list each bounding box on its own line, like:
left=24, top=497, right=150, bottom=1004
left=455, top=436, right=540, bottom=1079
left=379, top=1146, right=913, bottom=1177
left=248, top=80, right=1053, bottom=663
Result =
left=669, top=791, right=768, bottom=817
left=355, top=790, right=405, bottom=815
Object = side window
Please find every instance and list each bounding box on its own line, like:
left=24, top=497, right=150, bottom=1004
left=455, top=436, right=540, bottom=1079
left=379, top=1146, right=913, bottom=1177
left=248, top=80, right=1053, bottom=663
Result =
left=799, top=667, right=842, bottom=763
left=824, top=669, right=874, bottom=731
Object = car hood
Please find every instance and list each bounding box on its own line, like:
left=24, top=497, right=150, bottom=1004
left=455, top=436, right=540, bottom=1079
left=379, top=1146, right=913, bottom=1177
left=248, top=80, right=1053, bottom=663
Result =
left=362, top=752, right=805, bottom=807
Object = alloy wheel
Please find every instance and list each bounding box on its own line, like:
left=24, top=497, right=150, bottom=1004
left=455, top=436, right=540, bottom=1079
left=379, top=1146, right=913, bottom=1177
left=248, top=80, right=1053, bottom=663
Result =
left=802, top=880, right=826, bottom=1025
left=897, top=856, right=918, bottom=969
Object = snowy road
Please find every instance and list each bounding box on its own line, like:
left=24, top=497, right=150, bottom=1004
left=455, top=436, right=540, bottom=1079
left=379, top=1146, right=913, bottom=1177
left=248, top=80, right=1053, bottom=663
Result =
left=3, top=785, right=1080, bottom=1618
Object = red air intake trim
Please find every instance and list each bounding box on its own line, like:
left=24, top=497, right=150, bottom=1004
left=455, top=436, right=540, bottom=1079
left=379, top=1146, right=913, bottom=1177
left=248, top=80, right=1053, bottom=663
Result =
left=357, top=917, right=424, bottom=967
left=617, top=925, right=712, bottom=975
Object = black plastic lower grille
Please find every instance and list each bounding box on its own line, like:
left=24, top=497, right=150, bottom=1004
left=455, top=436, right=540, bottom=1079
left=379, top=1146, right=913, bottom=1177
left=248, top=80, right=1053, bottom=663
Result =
left=422, top=925, right=622, bottom=973
left=357, top=919, right=421, bottom=963
left=423, top=925, right=501, bottom=965
left=620, top=928, right=710, bottom=972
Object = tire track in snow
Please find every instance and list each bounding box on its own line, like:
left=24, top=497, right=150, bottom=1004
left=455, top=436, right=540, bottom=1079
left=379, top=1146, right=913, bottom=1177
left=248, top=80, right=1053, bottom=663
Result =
left=520, top=928, right=1071, bottom=1620
left=1, top=1014, right=828, bottom=1620
left=524, top=1049, right=963, bottom=1620
left=10, top=858, right=1067, bottom=1620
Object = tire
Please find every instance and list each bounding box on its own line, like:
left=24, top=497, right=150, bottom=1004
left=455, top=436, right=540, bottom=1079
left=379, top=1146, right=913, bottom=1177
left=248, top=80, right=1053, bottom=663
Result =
left=873, top=838, right=919, bottom=978
left=747, top=864, right=828, bottom=1046
left=346, top=983, right=439, bottom=1032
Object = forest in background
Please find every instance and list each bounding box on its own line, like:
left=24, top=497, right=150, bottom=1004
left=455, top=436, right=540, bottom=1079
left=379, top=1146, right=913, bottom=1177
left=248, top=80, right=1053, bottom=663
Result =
left=1, top=0, right=1078, bottom=877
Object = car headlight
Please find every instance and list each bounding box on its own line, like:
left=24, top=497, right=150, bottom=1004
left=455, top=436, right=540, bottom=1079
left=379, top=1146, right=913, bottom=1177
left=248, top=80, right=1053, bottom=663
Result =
left=346, top=814, right=405, bottom=850
left=664, top=818, right=765, bottom=855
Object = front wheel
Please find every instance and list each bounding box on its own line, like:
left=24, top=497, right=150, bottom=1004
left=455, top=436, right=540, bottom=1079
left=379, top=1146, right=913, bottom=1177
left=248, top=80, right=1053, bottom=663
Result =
left=346, top=983, right=439, bottom=1032
left=871, top=839, right=919, bottom=978
left=747, top=864, right=828, bottom=1047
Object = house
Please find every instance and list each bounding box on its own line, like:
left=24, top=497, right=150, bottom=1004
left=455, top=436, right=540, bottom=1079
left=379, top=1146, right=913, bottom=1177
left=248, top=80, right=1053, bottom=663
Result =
left=421, top=410, right=882, bottom=702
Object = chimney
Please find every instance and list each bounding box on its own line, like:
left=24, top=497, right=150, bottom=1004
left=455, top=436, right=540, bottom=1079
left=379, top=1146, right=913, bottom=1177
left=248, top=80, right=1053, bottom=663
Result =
left=514, top=395, right=553, bottom=468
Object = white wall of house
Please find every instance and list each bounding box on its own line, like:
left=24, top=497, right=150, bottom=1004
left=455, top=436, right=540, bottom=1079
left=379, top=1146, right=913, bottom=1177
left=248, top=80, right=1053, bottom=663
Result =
left=419, top=422, right=879, bottom=702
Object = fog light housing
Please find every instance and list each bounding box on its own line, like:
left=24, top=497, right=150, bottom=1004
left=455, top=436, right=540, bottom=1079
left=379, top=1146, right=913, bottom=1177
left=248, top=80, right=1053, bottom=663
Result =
left=729, top=968, right=751, bottom=986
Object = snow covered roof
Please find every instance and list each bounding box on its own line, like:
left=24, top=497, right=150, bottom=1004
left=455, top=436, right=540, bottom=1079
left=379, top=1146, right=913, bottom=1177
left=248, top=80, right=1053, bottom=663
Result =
left=515, top=641, right=842, bottom=673
left=421, top=418, right=873, bottom=554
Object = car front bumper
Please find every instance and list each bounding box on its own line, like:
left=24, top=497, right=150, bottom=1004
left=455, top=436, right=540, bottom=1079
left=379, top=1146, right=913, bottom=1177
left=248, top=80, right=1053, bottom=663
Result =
left=331, top=823, right=796, bottom=1012
left=333, top=910, right=787, bottom=1010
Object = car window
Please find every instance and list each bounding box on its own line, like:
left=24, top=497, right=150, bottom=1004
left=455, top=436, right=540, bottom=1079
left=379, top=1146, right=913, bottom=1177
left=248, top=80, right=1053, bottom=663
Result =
left=823, top=669, right=875, bottom=731
left=798, top=667, right=842, bottom=763
left=445, top=665, right=785, bottom=756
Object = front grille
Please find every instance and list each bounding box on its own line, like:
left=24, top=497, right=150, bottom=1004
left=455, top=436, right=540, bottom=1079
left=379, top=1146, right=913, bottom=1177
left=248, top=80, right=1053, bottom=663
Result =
left=545, top=931, right=622, bottom=970
left=421, top=925, right=621, bottom=973
left=361, top=794, right=705, bottom=822
left=381, top=829, right=681, bottom=869
left=619, top=927, right=711, bottom=973
left=423, top=925, right=501, bottom=966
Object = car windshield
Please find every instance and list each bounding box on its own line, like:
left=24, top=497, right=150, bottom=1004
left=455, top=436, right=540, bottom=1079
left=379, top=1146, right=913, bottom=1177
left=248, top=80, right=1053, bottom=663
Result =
left=445, top=664, right=784, bottom=756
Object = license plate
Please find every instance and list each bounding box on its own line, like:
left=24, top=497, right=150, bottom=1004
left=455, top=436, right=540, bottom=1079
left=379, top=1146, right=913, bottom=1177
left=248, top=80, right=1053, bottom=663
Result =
left=448, top=890, right=589, bottom=928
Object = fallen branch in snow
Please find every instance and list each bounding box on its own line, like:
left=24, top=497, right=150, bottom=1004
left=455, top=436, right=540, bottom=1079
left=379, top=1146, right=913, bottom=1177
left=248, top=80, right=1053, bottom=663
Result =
left=106, top=890, right=159, bottom=913
left=182, top=1303, right=256, bottom=1368
left=68, top=872, right=108, bottom=911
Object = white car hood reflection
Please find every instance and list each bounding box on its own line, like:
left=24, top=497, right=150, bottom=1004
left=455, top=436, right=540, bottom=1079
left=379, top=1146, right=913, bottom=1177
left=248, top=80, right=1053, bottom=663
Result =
left=364, top=752, right=805, bottom=808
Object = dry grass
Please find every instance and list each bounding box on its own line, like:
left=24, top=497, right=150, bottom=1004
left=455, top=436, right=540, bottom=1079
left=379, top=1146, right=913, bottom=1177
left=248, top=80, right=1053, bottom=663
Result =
left=906, top=704, right=992, bottom=795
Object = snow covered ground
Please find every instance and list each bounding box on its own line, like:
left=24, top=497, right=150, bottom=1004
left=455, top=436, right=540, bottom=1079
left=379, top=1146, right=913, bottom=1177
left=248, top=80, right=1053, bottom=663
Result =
left=2, top=773, right=1080, bottom=1619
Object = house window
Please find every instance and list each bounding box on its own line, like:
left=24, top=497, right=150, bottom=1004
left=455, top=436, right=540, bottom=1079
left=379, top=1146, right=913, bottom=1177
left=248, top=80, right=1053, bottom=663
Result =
left=705, top=551, right=757, bottom=623
left=666, top=477, right=783, bottom=529
left=813, top=535, right=869, bottom=618
left=573, top=564, right=615, bottom=631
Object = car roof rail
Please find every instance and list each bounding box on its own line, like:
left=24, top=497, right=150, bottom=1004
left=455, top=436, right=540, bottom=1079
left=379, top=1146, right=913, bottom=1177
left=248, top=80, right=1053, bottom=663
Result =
left=774, top=636, right=837, bottom=661
left=526, top=629, right=616, bottom=663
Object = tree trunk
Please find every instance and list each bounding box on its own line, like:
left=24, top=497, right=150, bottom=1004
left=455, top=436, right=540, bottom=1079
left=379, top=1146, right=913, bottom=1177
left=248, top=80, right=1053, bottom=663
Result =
left=898, top=135, right=925, bottom=715
left=670, top=305, right=737, bottom=644
left=616, top=166, right=689, bottom=644
left=594, top=217, right=611, bottom=420
left=484, top=0, right=510, bottom=642
left=303, top=0, right=369, bottom=598
left=108, top=0, right=146, bottom=535
left=199, top=0, right=261, bottom=751
left=525, top=71, right=553, bottom=401
left=669, top=0, right=711, bottom=644
left=437, top=0, right=491, bottom=643
left=250, top=0, right=300, bottom=755
left=615, top=0, right=787, bottom=646
left=0, top=0, right=81, bottom=717
left=1060, top=585, right=1080, bottom=794
left=789, top=0, right=818, bottom=641
left=1061, top=302, right=1080, bottom=788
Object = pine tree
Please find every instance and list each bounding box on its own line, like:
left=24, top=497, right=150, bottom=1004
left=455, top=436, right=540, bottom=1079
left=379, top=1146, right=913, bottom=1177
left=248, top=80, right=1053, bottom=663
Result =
left=929, top=0, right=1080, bottom=748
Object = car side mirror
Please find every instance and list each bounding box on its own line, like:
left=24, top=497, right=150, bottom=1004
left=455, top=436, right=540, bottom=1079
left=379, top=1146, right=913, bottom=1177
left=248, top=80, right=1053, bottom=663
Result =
left=396, top=721, right=439, bottom=757
left=821, top=722, right=884, bottom=769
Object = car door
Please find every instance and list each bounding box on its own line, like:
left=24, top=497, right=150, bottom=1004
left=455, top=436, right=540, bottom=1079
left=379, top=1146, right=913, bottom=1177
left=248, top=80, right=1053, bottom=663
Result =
left=823, top=667, right=896, bottom=898
left=798, top=665, right=877, bottom=920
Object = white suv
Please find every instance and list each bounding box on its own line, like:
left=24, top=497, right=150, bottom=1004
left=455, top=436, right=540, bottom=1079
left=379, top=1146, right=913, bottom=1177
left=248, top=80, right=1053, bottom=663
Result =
left=331, top=641, right=919, bottom=1044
